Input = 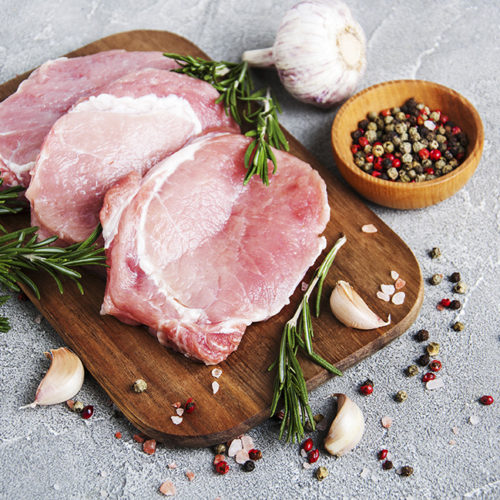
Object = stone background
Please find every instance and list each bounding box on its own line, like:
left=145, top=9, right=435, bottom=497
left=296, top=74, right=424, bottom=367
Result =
left=0, top=1, right=499, bottom=499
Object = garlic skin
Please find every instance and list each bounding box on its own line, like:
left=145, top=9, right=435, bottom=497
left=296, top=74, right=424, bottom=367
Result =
left=330, top=280, right=391, bottom=329
left=324, top=393, right=365, bottom=456
left=21, top=347, right=84, bottom=408
left=242, top=0, right=366, bottom=108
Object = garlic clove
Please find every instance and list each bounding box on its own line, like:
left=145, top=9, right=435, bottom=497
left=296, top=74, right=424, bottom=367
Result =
left=330, top=280, right=390, bottom=330
left=324, top=394, right=365, bottom=457
left=21, top=347, right=84, bottom=408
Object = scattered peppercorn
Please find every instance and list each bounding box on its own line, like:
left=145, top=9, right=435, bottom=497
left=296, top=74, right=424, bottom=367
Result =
left=452, top=321, right=465, bottom=332
left=426, top=342, right=440, bottom=356
left=422, top=372, right=436, bottom=383
left=479, top=395, right=494, bottom=406
left=395, top=390, right=408, bottom=403
left=242, top=460, right=255, bottom=472
left=453, top=281, right=467, bottom=294
left=450, top=272, right=461, bottom=282
left=213, top=443, right=227, bottom=455
left=429, top=360, right=442, bottom=372
left=72, top=400, right=84, bottom=412
left=360, top=384, right=374, bottom=396
left=248, top=449, right=262, bottom=461
left=439, top=298, right=451, bottom=308
left=405, top=365, right=419, bottom=377
left=363, top=379, right=374, bottom=387
left=302, top=438, right=314, bottom=453
left=378, top=449, right=388, bottom=460
left=417, top=354, right=430, bottom=366
left=382, top=460, right=394, bottom=470
left=449, top=299, right=461, bottom=310
left=315, top=466, right=329, bottom=481
left=308, top=449, right=320, bottom=464
left=430, top=247, right=442, bottom=259
left=115, top=431, right=122, bottom=439
left=215, top=461, right=229, bottom=475
left=185, top=398, right=196, bottom=414
left=415, top=329, right=429, bottom=342
left=81, top=405, right=94, bottom=419
left=430, top=273, right=443, bottom=285
left=400, top=466, right=414, bottom=477
left=132, top=378, right=147, bottom=393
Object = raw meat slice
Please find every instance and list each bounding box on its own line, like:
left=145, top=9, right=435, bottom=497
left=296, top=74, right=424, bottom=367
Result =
left=0, top=50, right=178, bottom=188
left=100, top=133, right=330, bottom=365
left=26, top=68, right=239, bottom=244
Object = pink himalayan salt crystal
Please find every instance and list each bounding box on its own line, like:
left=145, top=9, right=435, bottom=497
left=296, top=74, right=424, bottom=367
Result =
left=168, top=463, right=177, bottom=469
left=159, top=480, right=176, bottom=496
left=211, top=368, right=222, bottom=378
left=380, top=284, right=395, bottom=296
left=395, top=278, right=406, bottom=290
left=361, top=224, right=377, bottom=233
left=392, top=291, right=405, bottom=305
left=228, top=438, right=242, bottom=457
left=452, top=426, right=459, bottom=435
left=377, top=291, right=390, bottom=302
left=185, top=470, right=195, bottom=481
left=176, top=408, right=184, bottom=416
left=302, top=462, right=311, bottom=470
left=381, top=416, right=393, bottom=429
left=241, top=435, right=255, bottom=452
left=235, top=449, right=250, bottom=464
left=172, top=402, right=181, bottom=408
left=301, top=281, right=309, bottom=291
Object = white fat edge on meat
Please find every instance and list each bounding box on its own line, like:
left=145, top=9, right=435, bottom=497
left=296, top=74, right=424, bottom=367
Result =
left=136, top=132, right=232, bottom=324
left=0, top=156, right=35, bottom=182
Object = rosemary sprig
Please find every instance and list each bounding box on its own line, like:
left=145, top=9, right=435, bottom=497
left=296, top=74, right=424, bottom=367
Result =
left=0, top=225, right=106, bottom=300
left=0, top=295, right=10, bottom=333
left=0, top=180, right=26, bottom=232
left=164, top=53, right=289, bottom=185
left=269, top=235, right=347, bottom=443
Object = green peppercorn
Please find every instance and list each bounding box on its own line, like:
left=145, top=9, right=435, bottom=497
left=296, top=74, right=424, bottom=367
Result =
left=408, top=169, right=417, bottom=179
left=430, top=247, right=441, bottom=259
left=429, top=140, right=439, bottom=150
left=367, top=121, right=377, bottom=131
left=387, top=167, right=399, bottom=180
left=392, top=106, right=401, bottom=114
left=402, top=153, right=413, bottom=164
left=435, top=159, right=446, bottom=170
left=442, top=164, right=453, bottom=174
left=213, top=443, right=227, bottom=454
left=315, top=466, right=329, bottom=481
left=430, top=273, right=443, bottom=285
left=72, top=400, right=84, bottom=412
left=426, top=342, right=440, bottom=356
left=395, top=111, right=406, bottom=121
left=395, top=390, right=407, bottom=403
left=400, top=466, right=414, bottom=477
left=452, top=321, right=465, bottom=332
left=355, top=157, right=365, bottom=168
left=449, top=299, right=461, bottom=310
left=400, top=142, right=412, bottom=154
left=429, top=111, right=440, bottom=121
left=416, top=174, right=426, bottom=182
left=418, top=353, right=430, bottom=366
left=412, top=141, right=424, bottom=153
left=385, top=123, right=395, bottom=132
left=367, top=111, right=377, bottom=120
left=383, top=141, right=394, bottom=154
left=373, top=144, right=384, bottom=157
left=395, top=123, right=406, bottom=135
left=405, top=365, right=419, bottom=377
left=363, top=144, right=372, bottom=154
left=132, top=378, right=147, bottom=393
left=243, top=460, right=255, bottom=472
left=365, top=130, right=377, bottom=143
left=454, top=281, right=467, bottom=294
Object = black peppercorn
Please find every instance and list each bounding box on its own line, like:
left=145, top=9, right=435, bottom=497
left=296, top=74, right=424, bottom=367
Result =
left=450, top=272, right=461, bottom=282
left=449, top=299, right=461, bottom=310
left=415, top=329, right=429, bottom=342
left=358, top=119, right=369, bottom=130
left=351, top=129, right=363, bottom=141
left=242, top=460, right=255, bottom=472
left=382, top=460, right=394, bottom=470
left=400, top=466, right=414, bottom=477
left=417, top=354, right=430, bottom=366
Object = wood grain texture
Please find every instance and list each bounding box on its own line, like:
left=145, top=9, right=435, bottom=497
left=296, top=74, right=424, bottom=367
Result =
left=0, top=30, right=424, bottom=447
left=331, top=80, right=484, bottom=209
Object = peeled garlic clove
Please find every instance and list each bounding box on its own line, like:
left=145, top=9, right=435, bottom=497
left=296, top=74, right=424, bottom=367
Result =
left=324, top=394, right=365, bottom=457
left=330, top=280, right=390, bottom=330
left=21, top=347, right=84, bottom=408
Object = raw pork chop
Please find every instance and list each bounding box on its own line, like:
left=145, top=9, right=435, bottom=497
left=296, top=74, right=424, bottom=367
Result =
left=26, top=68, right=239, bottom=244
left=0, top=50, right=178, bottom=188
left=100, top=133, right=330, bottom=365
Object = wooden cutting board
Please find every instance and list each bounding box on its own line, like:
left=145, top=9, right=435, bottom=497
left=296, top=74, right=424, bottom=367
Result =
left=0, top=30, right=423, bottom=447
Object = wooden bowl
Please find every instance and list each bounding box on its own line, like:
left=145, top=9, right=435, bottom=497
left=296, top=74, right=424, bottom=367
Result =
left=331, top=80, right=484, bottom=209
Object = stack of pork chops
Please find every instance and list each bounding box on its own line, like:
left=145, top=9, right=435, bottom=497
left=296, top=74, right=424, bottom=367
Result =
left=0, top=50, right=330, bottom=365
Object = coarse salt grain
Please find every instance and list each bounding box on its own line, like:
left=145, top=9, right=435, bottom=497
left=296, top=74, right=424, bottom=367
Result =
left=303, top=462, right=311, bottom=469
left=176, top=408, right=184, bottom=416
left=391, top=270, right=399, bottom=280
left=362, top=224, right=378, bottom=233
left=171, top=415, right=183, bottom=425
left=185, top=470, right=195, bottom=481
left=213, top=454, right=225, bottom=465
left=469, top=415, right=480, bottom=426
left=34, top=314, right=42, bottom=324
left=424, top=120, right=436, bottom=131
left=66, top=399, right=75, bottom=410
left=235, top=449, right=250, bottom=464
left=360, top=468, right=370, bottom=479
left=168, top=463, right=177, bottom=469
left=392, top=291, right=405, bottom=305
left=449, top=440, right=456, bottom=445
left=228, top=438, right=242, bottom=457
left=381, top=284, right=395, bottom=296
left=426, top=378, right=444, bottom=390
left=212, top=381, right=220, bottom=395
left=395, top=278, right=406, bottom=290
left=300, top=448, right=308, bottom=458
left=452, top=426, right=459, bottom=435
left=159, top=480, right=176, bottom=496
left=377, top=291, right=390, bottom=302
left=211, top=368, right=222, bottom=378
left=241, top=435, right=254, bottom=452
left=381, top=416, right=393, bottom=429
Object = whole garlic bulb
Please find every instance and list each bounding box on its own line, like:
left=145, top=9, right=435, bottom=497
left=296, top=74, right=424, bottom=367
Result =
left=242, top=0, right=366, bottom=108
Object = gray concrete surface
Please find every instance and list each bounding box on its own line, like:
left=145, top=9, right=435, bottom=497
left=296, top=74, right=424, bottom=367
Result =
left=0, top=1, right=499, bottom=498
